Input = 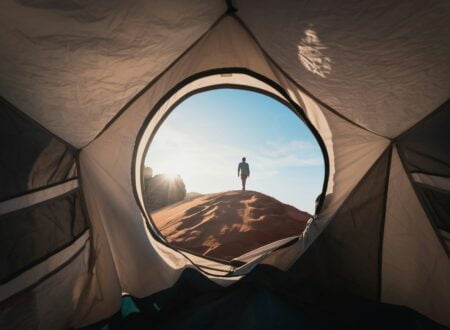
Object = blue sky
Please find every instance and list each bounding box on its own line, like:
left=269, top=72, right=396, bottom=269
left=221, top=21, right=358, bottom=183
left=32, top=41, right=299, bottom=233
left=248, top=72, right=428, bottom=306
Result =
left=145, top=89, right=324, bottom=214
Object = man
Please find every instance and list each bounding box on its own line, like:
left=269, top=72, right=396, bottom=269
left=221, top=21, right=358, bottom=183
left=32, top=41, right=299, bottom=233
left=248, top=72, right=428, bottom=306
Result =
left=237, top=157, right=250, bottom=191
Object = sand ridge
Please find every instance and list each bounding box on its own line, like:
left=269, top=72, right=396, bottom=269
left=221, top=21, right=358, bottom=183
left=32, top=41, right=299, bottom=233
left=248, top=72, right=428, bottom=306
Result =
left=151, top=190, right=312, bottom=261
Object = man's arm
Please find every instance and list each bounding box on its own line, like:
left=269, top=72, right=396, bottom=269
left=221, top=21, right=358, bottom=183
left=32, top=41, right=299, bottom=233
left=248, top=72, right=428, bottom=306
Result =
left=237, top=163, right=240, bottom=177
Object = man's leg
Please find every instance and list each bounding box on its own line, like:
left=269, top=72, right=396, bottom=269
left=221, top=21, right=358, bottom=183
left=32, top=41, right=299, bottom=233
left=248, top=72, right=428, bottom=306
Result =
left=241, top=175, right=247, bottom=191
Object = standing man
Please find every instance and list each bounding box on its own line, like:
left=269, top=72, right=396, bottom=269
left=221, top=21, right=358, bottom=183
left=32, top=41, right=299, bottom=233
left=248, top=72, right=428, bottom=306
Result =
left=238, top=157, right=250, bottom=191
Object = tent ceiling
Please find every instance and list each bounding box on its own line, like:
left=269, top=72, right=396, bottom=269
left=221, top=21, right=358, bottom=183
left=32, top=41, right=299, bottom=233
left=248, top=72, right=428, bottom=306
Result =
left=0, top=0, right=225, bottom=147
left=1, top=0, right=449, bottom=146
left=237, top=0, right=450, bottom=138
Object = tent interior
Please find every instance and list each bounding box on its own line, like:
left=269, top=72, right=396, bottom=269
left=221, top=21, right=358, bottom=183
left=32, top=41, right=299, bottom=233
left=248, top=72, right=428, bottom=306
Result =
left=0, top=1, right=449, bottom=329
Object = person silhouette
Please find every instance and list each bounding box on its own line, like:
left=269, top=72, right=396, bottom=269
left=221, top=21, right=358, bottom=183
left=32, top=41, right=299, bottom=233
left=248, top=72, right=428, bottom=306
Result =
left=237, top=157, right=250, bottom=191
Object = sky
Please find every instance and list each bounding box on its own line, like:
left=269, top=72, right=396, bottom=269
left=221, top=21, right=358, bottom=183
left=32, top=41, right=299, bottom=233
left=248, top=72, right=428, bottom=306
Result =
left=145, top=89, right=324, bottom=214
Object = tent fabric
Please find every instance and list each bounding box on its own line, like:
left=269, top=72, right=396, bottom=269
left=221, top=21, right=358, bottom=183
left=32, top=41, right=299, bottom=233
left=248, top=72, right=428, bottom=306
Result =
left=0, top=1, right=449, bottom=329
left=395, top=99, right=450, bottom=252
left=0, top=97, right=77, bottom=201
left=0, top=80, right=91, bottom=328
left=237, top=0, right=450, bottom=138
left=418, top=187, right=450, bottom=233
left=0, top=179, right=78, bottom=215
left=382, top=147, right=450, bottom=326
left=284, top=147, right=391, bottom=301
left=0, top=189, right=89, bottom=284
left=396, top=100, right=450, bottom=177
left=0, top=0, right=226, bottom=148
left=0, top=230, right=89, bottom=303
left=0, top=241, right=91, bottom=330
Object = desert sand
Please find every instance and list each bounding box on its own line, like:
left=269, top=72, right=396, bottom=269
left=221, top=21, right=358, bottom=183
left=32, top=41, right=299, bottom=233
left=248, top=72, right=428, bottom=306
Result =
left=151, top=190, right=312, bottom=261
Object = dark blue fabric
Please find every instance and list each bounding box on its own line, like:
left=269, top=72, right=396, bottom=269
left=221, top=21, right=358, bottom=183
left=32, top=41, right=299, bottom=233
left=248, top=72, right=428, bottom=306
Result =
left=81, top=267, right=447, bottom=330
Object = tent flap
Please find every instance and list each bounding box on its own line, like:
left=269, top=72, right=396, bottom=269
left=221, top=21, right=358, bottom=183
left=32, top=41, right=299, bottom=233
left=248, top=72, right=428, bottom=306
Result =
left=286, top=146, right=391, bottom=300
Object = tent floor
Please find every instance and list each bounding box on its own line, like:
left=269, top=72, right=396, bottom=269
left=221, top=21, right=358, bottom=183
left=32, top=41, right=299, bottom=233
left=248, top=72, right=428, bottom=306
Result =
left=81, top=266, right=448, bottom=330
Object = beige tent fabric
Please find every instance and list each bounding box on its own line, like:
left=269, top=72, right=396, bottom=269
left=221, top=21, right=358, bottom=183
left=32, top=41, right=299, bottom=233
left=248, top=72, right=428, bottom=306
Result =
left=0, top=0, right=225, bottom=147
left=78, top=150, right=187, bottom=326
left=280, top=82, right=390, bottom=220
left=78, top=16, right=392, bottom=324
left=382, top=147, right=450, bottom=326
left=237, top=0, right=450, bottom=138
left=0, top=243, right=90, bottom=329
left=0, top=179, right=78, bottom=215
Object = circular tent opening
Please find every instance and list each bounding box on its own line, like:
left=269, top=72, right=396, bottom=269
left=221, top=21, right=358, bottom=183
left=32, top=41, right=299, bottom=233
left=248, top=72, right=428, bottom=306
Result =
left=133, top=71, right=329, bottom=275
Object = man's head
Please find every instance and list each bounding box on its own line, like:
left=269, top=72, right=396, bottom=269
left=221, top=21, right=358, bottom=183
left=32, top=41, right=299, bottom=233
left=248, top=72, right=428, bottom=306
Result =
left=242, top=157, right=246, bottom=162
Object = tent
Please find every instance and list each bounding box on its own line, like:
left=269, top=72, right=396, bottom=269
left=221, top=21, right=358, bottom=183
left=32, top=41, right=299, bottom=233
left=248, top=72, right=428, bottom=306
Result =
left=1, top=0, right=449, bottom=328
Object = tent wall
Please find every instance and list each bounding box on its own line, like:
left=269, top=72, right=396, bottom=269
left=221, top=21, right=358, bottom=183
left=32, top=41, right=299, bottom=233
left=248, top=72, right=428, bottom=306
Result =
left=0, top=189, right=88, bottom=283
left=237, top=0, right=450, bottom=138
left=78, top=15, right=389, bottom=326
left=285, top=147, right=391, bottom=300
left=382, top=147, right=450, bottom=326
left=0, top=98, right=77, bottom=201
left=0, top=0, right=226, bottom=147
left=396, top=100, right=450, bottom=251
left=0, top=240, right=91, bottom=330
left=258, top=83, right=389, bottom=270
left=0, top=98, right=92, bottom=328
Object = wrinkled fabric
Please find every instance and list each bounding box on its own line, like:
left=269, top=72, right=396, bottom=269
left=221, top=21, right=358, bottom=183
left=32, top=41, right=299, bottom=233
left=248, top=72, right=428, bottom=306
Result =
left=237, top=0, right=450, bottom=138
left=0, top=0, right=225, bottom=147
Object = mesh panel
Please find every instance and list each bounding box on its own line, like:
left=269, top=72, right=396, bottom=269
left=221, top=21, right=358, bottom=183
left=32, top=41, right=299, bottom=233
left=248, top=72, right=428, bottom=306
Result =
left=0, top=98, right=77, bottom=201
left=397, top=100, right=450, bottom=177
left=397, top=100, right=450, bottom=252
left=0, top=190, right=88, bottom=283
left=418, top=186, right=450, bottom=233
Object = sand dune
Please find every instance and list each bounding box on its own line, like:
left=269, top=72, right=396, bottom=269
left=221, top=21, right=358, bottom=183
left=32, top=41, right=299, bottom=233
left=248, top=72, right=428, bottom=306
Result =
left=151, top=190, right=312, bottom=261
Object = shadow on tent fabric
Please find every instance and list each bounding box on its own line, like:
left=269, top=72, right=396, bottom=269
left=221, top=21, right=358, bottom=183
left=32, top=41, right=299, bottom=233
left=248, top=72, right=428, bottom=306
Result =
left=80, top=267, right=448, bottom=330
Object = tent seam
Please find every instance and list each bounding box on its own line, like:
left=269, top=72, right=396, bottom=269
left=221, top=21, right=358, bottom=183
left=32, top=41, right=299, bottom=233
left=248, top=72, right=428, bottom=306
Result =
left=377, top=143, right=394, bottom=301
left=76, top=156, right=96, bottom=273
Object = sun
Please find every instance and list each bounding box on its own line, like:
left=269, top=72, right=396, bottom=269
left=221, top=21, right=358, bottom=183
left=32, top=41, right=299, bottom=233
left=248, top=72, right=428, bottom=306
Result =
left=164, top=171, right=179, bottom=181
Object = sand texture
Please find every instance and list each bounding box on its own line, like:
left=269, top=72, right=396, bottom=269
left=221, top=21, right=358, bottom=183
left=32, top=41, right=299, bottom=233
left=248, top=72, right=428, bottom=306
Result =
left=151, top=190, right=312, bottom=261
